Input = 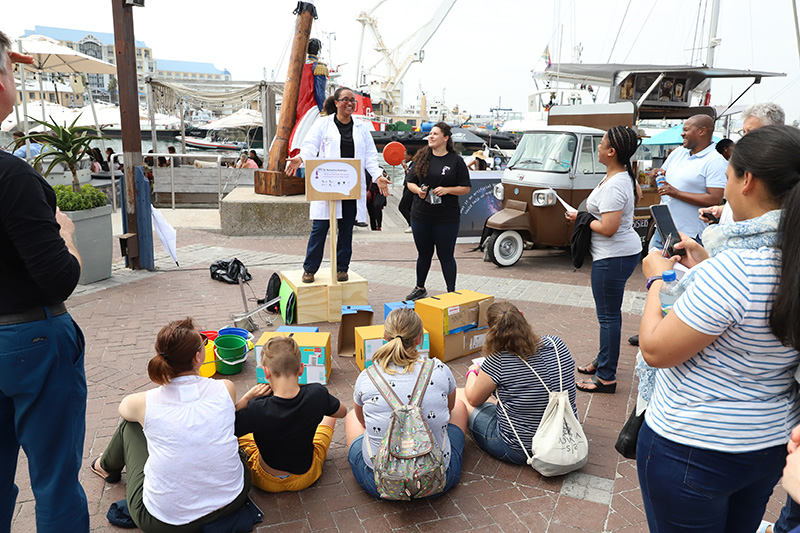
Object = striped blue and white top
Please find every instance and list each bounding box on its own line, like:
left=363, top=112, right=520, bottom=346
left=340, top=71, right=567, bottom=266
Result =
left=481, top=335, right=577, bottom=452
left=646, top=248, right=800, bottom=452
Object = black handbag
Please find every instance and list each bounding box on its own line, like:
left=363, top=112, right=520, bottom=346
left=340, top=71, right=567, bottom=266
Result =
left=615, top=408, right=645, bottom=460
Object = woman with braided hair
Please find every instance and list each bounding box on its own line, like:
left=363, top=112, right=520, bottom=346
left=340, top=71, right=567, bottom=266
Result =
left=566, top=126, right=642, bottom=393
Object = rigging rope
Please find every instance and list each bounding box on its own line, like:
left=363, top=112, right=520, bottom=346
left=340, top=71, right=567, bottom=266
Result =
left=606, top=0, right=633, bottom=62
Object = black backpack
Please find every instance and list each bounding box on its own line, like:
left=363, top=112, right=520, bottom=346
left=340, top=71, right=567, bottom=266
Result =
left=258, top=273, right=282, bottom=313
left=209, top=258, right=252, bottom=284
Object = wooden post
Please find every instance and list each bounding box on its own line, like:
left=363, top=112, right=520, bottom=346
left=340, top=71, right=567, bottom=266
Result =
left=111, top=0, right=143, bottom=269
left=256, top=2, right=315, bottom=194
left=329, top=200, right=337, bottom=285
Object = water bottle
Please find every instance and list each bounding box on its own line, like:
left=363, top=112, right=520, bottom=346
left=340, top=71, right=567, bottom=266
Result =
left=656, top=171, right=670, bottom=203
left=659, top=270, right=679, bottom=315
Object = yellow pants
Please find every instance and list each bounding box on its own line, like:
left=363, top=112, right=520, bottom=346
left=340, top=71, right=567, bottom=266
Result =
left=237, top=424, right=333, bottom=492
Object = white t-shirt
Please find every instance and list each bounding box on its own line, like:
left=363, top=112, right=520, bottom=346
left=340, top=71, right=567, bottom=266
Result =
left=585, top=171, right=642, bottom=261
left=646, top=248, right=800, bottom=452
left=661, top=144, right=728, bottom=239
left=354, top=357, right=456, bottom=469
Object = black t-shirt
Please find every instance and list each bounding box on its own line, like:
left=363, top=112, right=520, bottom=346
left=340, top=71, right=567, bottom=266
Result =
left=407, top=151, right=471, bottom=224
left=234, top=383, right=341, bottom=474
left=0, top=152, right=81, bottom=313
left=334, top=116, right=355, bottom=158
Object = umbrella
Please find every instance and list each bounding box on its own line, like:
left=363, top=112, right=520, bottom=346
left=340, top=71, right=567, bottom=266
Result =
left=1, top=100, right=76, bottom=132
left=13, top=35, right=117, bottom=156
left=199, top=109, right=263, bottom=130
left=151, top=206, right=179, bottom=266
left=641, top=124, right=722, bottom=146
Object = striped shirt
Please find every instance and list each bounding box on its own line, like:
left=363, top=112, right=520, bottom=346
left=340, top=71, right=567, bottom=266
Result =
left=646, top=248, right=800, bottom=452
left=481, top=335, right=577, bottom=451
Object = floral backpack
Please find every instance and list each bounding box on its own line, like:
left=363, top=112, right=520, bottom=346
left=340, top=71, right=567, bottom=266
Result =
left=366, top=358, right=447, bottom=500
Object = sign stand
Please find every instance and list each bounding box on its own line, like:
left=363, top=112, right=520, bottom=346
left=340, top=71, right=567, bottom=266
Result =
left=329, top=199, right=337, bottom=285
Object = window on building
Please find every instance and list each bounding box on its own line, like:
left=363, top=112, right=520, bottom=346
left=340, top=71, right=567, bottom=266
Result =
left=49, top=93, right=55, bottom=102
left=136, top=49, right=142, bottom=57
left=144, top=50, right=150, bottom=59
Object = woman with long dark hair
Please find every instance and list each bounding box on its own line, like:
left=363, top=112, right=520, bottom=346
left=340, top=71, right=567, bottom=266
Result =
left=637, top=125, right=800, bottom=531
left=286, top=87, right=389, bottom=283
left=565, top=125, right=642, bottom=393
left=404, top=122, right=471, bottom=300
left=89, top=318, right=250, bottom=531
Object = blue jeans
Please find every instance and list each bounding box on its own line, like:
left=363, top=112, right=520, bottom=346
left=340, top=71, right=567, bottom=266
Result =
left=590, top=253, right=639, bottom=381
left=348, top=424, right=465, bottom=499
left=775, top=495, right=800, bottom=533
left=468, top=403, right=529, bottom=465
left=303, top=199, right=357, bottom=274
left=637, top=421, right=786, bottom=532
left=411, top=220, right=461, bottom=292
left=0, top=310, right=88, bottom=532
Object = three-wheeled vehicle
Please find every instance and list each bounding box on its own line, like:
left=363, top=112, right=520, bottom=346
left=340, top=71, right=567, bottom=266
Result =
left=480, top=64, right=785, bottom=267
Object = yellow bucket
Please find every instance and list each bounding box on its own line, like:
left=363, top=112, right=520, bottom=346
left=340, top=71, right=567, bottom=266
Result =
left=199, top=340, right=217, bottom=378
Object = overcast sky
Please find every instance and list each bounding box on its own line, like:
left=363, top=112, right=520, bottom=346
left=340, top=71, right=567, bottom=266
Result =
left=6, top=0, right=800, bottom=122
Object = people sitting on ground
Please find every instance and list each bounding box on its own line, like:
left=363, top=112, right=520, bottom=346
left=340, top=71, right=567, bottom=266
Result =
left=234, top=336, right=346, bottom=493
left=249, top=150, right=263, bottom=168
left=88, top=318, right=251, bottom=532
left=236, top=151, right=258, bottom=169
left=167, top=146, right=181, bottom=167
left=457, top=301, right=576, bottom=464
left=636, top=125, right=800, bottom=531
left=345, top=308, right=467, bottom=499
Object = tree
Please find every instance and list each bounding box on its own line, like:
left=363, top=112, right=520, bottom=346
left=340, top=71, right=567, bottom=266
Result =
left=108, top=76, right=118, bottom=105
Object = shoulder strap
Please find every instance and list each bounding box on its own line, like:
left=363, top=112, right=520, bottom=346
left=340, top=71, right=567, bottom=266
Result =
left=516, top=336, right=564, bottom=393
left=366, top=365, right=404, bottom=410
left=409, top=359, right=435, bottom=408
left=496, top=398, right=533, bottom=463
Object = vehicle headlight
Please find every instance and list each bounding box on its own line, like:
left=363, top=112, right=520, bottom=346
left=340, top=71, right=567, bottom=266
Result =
left=493, top=183, right=504, bottom=201
left=532, top=189, right=557, bottom=207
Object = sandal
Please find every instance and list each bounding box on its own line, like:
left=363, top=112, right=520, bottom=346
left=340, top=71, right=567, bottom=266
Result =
left=576, top=375, right=617, bottom=394
left=577, top=358, right=599, bottom=375
left=91, top=456, right=121, bottom=483
left=757, top=521, right=774, bottom=533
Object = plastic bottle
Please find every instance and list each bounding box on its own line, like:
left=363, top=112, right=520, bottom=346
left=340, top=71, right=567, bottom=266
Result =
left=656, top=171, right=670, bottom=203
left=659, top=270, right=679, bottom=315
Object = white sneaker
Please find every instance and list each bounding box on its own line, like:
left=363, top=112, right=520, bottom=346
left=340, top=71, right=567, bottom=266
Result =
left=404, top=226, right=413, bottom=233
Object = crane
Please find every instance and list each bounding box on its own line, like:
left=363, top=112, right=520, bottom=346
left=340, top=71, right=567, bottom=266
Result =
left=353, top=0, right=457, bottom=115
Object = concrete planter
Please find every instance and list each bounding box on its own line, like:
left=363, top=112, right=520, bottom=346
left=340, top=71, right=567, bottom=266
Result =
left=64, top=205, right=113, bottom=285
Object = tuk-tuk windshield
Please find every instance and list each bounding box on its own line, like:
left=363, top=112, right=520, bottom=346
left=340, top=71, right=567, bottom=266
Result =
left=507, top=132, right=577, bottom=173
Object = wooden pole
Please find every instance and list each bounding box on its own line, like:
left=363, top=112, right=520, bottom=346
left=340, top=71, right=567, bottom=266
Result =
left=256, top=2, right=315, bottom=194
left=329, top=200, right=337, bottom=285
left=111, top=0, right=143, bottom=269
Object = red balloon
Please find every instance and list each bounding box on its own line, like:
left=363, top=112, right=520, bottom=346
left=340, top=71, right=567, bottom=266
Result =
left=383, top=141, right=406, bottom=166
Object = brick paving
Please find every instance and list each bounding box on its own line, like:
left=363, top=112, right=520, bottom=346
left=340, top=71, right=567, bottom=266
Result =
left=11, top=201, right=791, bottom=532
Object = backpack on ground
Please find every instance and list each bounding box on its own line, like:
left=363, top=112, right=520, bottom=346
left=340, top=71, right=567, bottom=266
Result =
left=496, top=337, right=588, bottom=477
left=259, top=273, right=282, bottom=314
left=366, top=358, right=447, bottom=500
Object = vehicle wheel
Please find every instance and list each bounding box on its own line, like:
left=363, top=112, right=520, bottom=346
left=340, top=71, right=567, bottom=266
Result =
left=486, top=230, right=524, bottom=267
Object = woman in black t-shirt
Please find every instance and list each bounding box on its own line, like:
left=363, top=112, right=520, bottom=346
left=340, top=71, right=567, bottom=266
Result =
left=405, top=122, right=471, bottom=300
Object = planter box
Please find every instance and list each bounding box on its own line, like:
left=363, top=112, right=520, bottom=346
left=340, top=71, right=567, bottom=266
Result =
left=43, top=164, right=92, bottom=187
left=64, top=205, right=113, bottom=285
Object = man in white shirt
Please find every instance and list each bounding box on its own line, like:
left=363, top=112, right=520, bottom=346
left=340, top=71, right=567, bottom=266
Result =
left=648, top=114, right=727, bottom=249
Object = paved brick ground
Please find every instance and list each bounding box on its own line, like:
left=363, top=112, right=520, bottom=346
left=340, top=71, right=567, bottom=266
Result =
left=11, top=203, right=791, bottom=532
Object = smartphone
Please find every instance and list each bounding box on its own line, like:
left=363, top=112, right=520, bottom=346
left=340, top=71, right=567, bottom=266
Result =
left=649, top=204, right=686, bottom=256
left=699, top=209, right=720, bottom=224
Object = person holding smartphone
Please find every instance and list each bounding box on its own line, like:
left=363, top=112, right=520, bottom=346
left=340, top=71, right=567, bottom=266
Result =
left=404, top=122, right=470, bottom=301
left=565, top=126, right=642, bottom=393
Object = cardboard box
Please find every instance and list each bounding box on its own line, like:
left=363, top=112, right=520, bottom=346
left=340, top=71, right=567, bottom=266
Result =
left=354, top=325, right=430, bottom=371
left=432, top=326, right=488, bottom=362
left=415, top=290, right=493, bottom=337
left=277, top=326, right=319, bottom=333
left=338, top=305, right=374, bottom=357
left=383, top=300, right=416, bottom=319
left=255, top=331, right=332, bottom=385
left=280, top=269, right=368, bottom=324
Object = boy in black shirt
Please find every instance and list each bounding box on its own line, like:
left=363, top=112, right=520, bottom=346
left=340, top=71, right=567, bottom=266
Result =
left=235, top=337, right=346, bottom=492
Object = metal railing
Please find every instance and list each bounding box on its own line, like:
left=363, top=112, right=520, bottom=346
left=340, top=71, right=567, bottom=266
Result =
left=110, top=153, right=229, bottom=211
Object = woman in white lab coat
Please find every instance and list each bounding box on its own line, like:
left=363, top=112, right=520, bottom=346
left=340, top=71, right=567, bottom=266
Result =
left=286, top=87, right=389, bottom=283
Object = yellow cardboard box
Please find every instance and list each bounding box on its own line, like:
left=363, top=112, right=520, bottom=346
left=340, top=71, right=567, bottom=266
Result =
left=354, top=325, right=431, bottom=371
left=415, top=290, right=493, bottom=362
left=254, top=331, right=332, bottom=385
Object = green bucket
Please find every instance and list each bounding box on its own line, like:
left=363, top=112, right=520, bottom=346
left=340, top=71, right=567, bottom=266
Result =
left=214, top=334, right=248, bottom=375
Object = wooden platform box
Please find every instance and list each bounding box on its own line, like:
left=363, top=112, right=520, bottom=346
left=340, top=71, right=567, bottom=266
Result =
left=254, top=169, right=306, bottom=196
left=281, top=269, right=368, bottom=324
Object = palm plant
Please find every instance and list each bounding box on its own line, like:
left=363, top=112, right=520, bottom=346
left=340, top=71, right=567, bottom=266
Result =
left=15, top=115, right=103, bottom=192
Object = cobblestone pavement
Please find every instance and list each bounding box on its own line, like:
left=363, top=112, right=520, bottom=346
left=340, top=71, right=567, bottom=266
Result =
left=11, top=204, right=789, bottom=532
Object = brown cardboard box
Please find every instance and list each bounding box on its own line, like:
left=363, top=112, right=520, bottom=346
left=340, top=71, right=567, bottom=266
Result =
left=414, top=290, right=494, bottom=336
left=432, top=326, right=489, bottom=362
left=337, top=306, right=374, bottom=357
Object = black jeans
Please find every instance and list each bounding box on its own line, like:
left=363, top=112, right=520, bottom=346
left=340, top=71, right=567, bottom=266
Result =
left=411, top=219, right=460, bottom=292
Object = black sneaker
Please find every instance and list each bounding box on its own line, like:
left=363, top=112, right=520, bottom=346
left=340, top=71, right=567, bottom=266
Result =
left=406, top=287, right=428, bottom=301
left=355, top=221, right=368, bottom=227
left=628, top=334, right=639, bottom=346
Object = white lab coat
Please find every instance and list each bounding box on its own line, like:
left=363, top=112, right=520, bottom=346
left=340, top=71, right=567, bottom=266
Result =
left=299, top=115, right=382, bottom=222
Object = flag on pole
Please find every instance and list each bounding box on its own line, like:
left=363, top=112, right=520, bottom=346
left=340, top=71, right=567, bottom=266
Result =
left=542, top=45, right=552, bottom=68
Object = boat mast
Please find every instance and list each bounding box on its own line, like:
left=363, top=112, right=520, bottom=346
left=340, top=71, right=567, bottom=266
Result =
left=702, top=0, right=722, bottom=105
